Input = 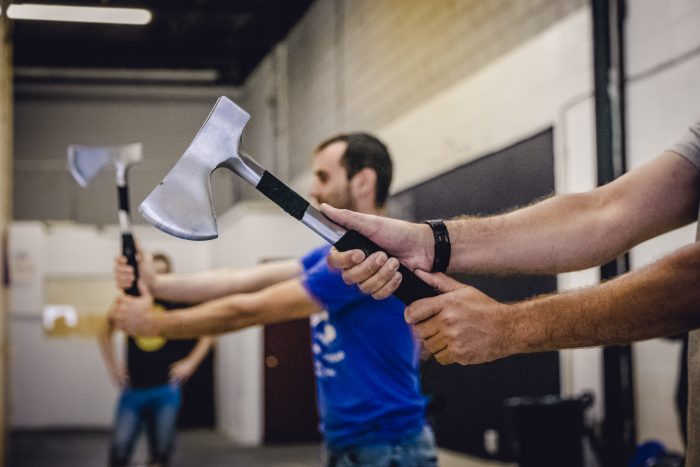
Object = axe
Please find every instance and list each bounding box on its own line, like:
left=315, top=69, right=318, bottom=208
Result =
left=68, top=143, right=142, bottom=296
left=139, top=97, right=437, bottom=305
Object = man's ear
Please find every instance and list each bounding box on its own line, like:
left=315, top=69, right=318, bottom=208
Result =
left=350, top=168, right=377, bottom=200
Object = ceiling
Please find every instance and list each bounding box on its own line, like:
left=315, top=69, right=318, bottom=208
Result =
left=10, top=0, right=312, bottom=85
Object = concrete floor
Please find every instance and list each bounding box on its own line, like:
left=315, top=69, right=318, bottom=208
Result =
left=8, top=429, right=321, bottom=467
left=7, top=429, right=515, bottom=467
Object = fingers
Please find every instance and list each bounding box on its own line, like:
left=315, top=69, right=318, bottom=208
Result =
left=371, top=271, right=402, bottom=300
left=434, top=348, right=455, bottom=365
left=404, top=295, right=444, bottom=324
left=356, top=256, right=401, bottom=297
left=327, top=248, right=365, bottom=270
left=423, top=332, right=447, bottom=355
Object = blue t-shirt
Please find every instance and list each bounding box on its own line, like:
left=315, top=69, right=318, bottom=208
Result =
left=300, top=245, right=426, bottom=449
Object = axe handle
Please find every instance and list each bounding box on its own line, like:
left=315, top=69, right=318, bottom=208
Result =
left=255, top=170, right=439, bottom=305
left=334, top=230, right=438, bottom=305
left=122, top=233, right=140, bottom=296
left=118, top=184, right=140, bottom=296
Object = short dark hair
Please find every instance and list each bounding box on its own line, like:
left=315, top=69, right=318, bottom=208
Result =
left=315, top=133, right=393, bottom=207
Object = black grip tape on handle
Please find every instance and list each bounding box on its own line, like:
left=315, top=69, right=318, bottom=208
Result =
left=118, top=185, right=130, bottom=213
left=257, top=171, right=309, bottom=220
left=334, top=230, right=438, bottom=305
left=122, top=233, right=140, bottom=296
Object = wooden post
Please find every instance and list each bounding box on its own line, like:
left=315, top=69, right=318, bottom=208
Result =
left=0, top=1, right=13, bottom=462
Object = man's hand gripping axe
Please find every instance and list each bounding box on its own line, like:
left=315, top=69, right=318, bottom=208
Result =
left=139, top=97, right=437, bottom=305
left=68, top=143, right=142, bottom=296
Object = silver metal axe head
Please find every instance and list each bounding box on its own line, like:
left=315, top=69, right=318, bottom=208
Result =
left=139, top=96, right=257, bottom=241
left=67, top=142, right=142, bottom=187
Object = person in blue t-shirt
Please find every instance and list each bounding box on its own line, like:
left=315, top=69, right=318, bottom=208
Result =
left=110, top=133, right=438, bottom=466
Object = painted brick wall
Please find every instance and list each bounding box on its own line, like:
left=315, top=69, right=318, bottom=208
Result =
left=283, top=0, right=586, bottom=181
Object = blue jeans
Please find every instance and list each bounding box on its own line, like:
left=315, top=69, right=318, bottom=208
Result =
left=109, top=383, right=181, bottom=467
left=325, top=426, right=439, bottom=467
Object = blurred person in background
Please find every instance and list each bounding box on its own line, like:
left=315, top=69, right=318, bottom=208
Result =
left=98, top=252, right=214, bottom=467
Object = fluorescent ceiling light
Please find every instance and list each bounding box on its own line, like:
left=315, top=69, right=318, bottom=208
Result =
left=15, top=67, right=220, bottom=83
left=7, top=4, right=152, bottom=25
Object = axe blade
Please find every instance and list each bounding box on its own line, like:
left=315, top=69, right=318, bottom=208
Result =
left=67, top=143, right=143, bottom=187
left=139, top=97, right=251, bottom=241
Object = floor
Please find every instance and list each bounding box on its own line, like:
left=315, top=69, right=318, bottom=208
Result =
left=7, top=429, right=516, bottom=467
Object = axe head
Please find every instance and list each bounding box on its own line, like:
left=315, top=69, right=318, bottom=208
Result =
left=67, top=143, right=142, bottom=187
left=139, top=96, right=252, bottom=241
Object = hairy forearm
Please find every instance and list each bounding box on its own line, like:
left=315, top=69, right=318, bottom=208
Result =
left=447, top=152, right=699, bottom=275
left=447, top=192, right=619, bottom=274
left=508, top=242, right=700, bottom=353
left=151, top=260, right=301, bottom=303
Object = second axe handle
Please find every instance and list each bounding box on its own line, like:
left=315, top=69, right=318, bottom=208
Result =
left=118, top=184, right=140, bottom=297
left=122, top=233, right=140, bottom=296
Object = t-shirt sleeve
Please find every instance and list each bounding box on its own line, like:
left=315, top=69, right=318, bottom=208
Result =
left=300, top=245, right=328, bottom=271
left=669, top=120, right=700, bottom=169
left=301, top=249, right=366, bottom=312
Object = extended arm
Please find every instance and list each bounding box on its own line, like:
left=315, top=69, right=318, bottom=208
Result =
left=115, top=251, right=302, bottom=303
left=322, top=151, right=700, bottom=295
left=408, top=241, right=700, bottom=365
left=97, top=316, right=129, bottom=387
left=111, top=279, right=322, bottom=340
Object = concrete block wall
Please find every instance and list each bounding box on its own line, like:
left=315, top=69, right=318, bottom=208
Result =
left=283, top=0, right=586, bottom=182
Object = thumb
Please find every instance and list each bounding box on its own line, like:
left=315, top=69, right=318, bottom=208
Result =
left=320, top=204, right=377, bottom=235
left=415, top=270, right=464, bottom=294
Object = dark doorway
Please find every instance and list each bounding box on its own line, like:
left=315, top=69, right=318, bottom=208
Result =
left=264, top=318, right=321, bottom=444
left=389, top=129, right=559, bottom=461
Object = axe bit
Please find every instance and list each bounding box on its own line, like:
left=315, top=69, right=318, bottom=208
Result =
left=139, top=97, right=437, bottom=305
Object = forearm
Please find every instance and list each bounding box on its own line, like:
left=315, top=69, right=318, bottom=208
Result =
left=447, top=152, right=699, bottom=275
left=153, top=279, right=321, bottom=340
left=508, top=241, right=700, bottom=353
left=151, top=259, right=302, bottom=303
left=447, top=192, right=618, bottom=274
left=97, top=320, right=120, bottom=369
left=182, top=336, right=215, bottom=368
left=155, top=295, right=262, bottom=339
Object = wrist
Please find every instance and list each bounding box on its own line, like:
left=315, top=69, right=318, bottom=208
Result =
left=149, top=275, right=162, bottom=297
left=415, top=223, right=435, bottom=271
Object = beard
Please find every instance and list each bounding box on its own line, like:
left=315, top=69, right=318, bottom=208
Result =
left=315, top=186, right=355, bottom=211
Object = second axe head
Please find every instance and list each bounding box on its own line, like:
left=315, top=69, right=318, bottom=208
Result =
left=68, top=142, right=142, bottom=188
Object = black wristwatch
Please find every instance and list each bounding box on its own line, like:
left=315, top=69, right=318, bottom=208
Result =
left=422, top=219, right=451, bottom=273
